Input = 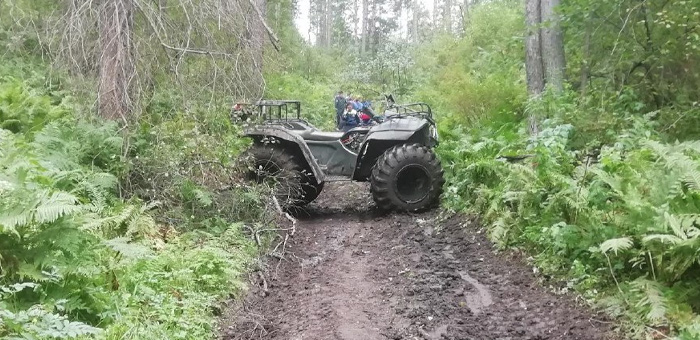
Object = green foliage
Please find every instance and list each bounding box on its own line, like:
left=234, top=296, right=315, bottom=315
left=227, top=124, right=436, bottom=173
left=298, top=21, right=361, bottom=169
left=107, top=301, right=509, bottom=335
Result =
left=264, top=70, right=339, bottom=130
left=0, top=70, right=69, bottom=134
left=0, top=61, right=262, bottom=339
left=407, top=0, right=700, bottom=336
left=412, top=0, right=527, bottom=128
left=439, top=115, right=700, bottom=337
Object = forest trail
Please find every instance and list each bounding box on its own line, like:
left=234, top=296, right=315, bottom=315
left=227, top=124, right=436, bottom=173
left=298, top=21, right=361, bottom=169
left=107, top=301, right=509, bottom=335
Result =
left=219, top=183, right=615, bottom=340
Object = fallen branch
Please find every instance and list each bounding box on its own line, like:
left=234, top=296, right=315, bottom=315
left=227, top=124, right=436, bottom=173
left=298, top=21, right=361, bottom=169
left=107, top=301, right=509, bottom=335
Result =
left=160, top=42, right=234, bottom=57
left=256, top=271, right=269, bottom=296
left=272, top=196, right=297, bottom=236
left=246, top=0, right=281, bottom=52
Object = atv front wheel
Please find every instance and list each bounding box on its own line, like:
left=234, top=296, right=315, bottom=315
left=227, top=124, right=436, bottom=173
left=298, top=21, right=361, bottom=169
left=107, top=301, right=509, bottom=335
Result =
left=245, top=144, right=321, bottom=207
left=370, top=144, right=444, bottom=211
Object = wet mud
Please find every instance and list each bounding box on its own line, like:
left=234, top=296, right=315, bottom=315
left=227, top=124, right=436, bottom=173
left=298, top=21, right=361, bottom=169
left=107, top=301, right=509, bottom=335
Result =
left=219, top=182, right=616, bottom=340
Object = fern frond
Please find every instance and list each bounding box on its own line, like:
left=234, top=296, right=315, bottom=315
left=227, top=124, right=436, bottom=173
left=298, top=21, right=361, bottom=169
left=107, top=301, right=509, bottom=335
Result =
left=490, top=216, right=510, bottom=246
left=600, top=237, right=633, bottom=255
left=631, top=279, right=668, bottom=324
left=107, top=205, right=137, bottom=228
left=126, top=214, right=157, bottom=238
left=643, top=234, right=683, bottom=245
left=35, top=191, right=81, bottom=224
left=682, top=169, right=700, bottom=191
left=89, top=172, right=118, bottom=190
left=0, top=207, right=32, bottom=231
left=141, top=200, right=161, bottom=212
left=591, top=168, right=624, bottom=195
left=647, top=140, right=700, bottom=192
left=77, top=212, right=108, bottom=232
left=678, top=214, right=700, bottom=229
left=104, top=237, right=153, bottom=259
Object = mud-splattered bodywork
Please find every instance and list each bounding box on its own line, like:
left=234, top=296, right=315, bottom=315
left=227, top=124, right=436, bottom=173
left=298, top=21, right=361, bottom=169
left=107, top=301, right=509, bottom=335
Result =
left=244, top=115, right=437, bottom=183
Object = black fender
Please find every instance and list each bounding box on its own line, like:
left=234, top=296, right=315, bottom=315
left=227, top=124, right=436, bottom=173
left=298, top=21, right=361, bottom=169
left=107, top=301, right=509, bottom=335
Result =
left=245, top=127, right=325, bottom=184
left=352, top=117, right=434, bottom=180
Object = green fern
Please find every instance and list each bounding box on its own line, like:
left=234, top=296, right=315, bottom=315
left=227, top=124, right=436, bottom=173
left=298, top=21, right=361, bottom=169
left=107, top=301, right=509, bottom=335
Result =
left=647, top=140, right=700, bottom=191
left=34, top=191, right=81, bottom=224
left=104, top=237, right=153, bottom=259
left=631, top=279, right=668, bottom=324
left=644, top=212, right=700, bottom=280
left=600, top=237, right=634, bottom=255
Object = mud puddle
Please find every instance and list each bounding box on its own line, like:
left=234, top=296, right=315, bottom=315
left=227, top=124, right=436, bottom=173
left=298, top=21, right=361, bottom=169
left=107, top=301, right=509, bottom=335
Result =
left=219, top=182, right=615, bottom=340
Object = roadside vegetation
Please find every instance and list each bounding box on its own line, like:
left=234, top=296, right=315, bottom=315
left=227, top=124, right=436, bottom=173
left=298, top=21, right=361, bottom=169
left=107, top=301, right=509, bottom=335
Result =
left=415, top=1, right=700, bottom=338
left=0, top=55, right=276, bottom=339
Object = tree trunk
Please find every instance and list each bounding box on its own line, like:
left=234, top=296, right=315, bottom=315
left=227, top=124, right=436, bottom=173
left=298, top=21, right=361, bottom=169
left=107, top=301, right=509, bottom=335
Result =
left=368, top=0, right=377, bottom=53
left=320, top=0, right=326, bottom=47
left=354, top=0, right=359, bottom=39
left=326, top=0, right=333, bottom=47
left=461, top=0, right=470, bottom=35
left=249, top=0, right=266, bottom=97
left=524, top=0, right=544, bottom=96
left=433, top=0, right=439, bottom=31
left=540, top=0, right=565, bottom=92
left=444, top=0, right=452, bottom=33
left=579, top=18, right=591, bottom=96
left=316, top=0, right=326, bottom=47
left=524, top=0, right=543, bottom=136
left=412, top=0, right=419, bottom=42
left=98, top=0, right=134, bottom=122
left=361, top=0, right=369, bottom=53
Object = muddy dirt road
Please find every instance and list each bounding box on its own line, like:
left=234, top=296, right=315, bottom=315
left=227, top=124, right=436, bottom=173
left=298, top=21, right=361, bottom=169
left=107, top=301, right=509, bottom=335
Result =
left=220, top=183, right=615, bottom=340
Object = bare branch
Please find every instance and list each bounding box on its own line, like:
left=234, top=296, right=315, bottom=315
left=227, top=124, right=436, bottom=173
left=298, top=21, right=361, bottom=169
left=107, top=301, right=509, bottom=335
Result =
left=246, top=0, right=281, bottom=52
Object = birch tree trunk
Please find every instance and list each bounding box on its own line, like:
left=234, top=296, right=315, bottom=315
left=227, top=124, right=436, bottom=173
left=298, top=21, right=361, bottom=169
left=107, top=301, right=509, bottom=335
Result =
left=524, top=0, right=543, bottom=135
left=540, top=0, right=565, bottom=92
left=98, top=0, right=134, bottom=122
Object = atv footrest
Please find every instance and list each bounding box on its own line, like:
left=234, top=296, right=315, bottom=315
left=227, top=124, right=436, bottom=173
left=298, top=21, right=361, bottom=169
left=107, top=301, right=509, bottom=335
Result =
left=324, top=175, right=352, bottom=182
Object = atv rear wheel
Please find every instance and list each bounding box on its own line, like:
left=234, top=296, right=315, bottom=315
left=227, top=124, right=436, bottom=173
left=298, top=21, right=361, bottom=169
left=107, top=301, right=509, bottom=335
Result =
left=370, top=144, right=444, bottom=211
left=245, top=144, right=321, bottom=207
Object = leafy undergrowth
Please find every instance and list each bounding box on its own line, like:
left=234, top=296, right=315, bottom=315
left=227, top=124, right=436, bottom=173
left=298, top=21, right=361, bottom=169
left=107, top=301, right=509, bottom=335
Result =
left=438, top=112, right=700, bottom=339
left=402, top=1, right=700, bottom=337
left=0, top=60, right=267, bottom=339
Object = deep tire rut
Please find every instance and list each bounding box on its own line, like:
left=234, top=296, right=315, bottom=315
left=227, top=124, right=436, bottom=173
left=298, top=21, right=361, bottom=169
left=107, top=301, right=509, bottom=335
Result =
left=220, top=183, right=615, bottom=340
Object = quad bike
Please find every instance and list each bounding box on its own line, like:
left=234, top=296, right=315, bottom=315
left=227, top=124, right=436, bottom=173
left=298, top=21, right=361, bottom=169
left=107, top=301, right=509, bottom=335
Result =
left=240, top=97, right=444, bottom=211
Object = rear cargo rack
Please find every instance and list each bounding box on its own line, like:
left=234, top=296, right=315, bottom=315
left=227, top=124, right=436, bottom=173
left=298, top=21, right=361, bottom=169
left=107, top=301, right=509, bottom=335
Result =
left=255, top=100, right=302, bottom=121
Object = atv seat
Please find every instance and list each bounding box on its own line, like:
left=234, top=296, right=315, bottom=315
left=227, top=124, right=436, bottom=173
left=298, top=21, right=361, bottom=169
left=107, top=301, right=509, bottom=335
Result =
left=299, top=130, right=344, bottom=141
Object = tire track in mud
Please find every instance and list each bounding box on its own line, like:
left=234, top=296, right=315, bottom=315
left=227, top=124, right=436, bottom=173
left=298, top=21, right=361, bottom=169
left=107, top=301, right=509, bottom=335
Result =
left=220, top=183, right=615, bottom=340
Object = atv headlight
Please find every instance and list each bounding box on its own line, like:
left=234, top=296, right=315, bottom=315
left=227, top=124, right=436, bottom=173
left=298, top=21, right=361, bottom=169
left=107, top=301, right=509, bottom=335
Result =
left=429, top=125, right=439, bottom=141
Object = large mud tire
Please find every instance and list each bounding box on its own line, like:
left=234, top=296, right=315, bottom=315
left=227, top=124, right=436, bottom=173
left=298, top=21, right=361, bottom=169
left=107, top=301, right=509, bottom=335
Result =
left=370, top=144, right=444, bottom=211
left=245, top=144, right=321, bottom=207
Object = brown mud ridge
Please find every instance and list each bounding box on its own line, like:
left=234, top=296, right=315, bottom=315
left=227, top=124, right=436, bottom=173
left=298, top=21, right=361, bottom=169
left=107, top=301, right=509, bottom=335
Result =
left=220, top=183, right=616, bottom=340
